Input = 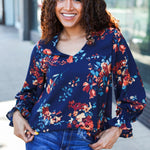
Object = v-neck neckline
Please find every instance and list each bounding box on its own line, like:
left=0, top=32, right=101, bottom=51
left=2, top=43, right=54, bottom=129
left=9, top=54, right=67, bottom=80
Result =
left=52, top=35, right=88, bottom=57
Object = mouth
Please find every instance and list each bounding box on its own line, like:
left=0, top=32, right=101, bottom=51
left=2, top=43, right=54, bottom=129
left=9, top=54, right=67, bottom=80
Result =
left=61, top=13, right=77, bottom=17
left=62, top=13, right=77, bottom=21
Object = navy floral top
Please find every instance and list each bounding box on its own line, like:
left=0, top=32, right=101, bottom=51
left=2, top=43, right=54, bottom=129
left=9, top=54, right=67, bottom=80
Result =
left=7, top=28, right=146, bottom=138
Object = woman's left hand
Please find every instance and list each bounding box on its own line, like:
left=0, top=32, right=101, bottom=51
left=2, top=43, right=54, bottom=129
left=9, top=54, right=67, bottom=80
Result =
left=89, top=126, right=122, bottom=150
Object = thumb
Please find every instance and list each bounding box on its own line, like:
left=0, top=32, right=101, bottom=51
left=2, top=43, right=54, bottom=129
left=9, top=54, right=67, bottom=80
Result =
left=24, top=122, right=38, bottom=135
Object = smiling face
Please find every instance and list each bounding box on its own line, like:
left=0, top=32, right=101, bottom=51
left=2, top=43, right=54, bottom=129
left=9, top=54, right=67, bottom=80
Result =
left=55, top=0, right=83, bottom=29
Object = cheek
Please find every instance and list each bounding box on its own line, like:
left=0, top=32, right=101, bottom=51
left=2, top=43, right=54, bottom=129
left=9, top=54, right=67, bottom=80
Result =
left=75, top=5, right=83, bottom=15
left=55, top=3, right=63, bottom=13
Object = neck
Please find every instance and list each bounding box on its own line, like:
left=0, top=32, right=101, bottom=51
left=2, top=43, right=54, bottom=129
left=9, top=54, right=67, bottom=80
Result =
left=60, top=25, right=86, bottom=40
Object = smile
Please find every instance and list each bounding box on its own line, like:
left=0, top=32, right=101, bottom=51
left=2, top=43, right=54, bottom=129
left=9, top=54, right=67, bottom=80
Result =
left=62, top=13, right=77, bottom=17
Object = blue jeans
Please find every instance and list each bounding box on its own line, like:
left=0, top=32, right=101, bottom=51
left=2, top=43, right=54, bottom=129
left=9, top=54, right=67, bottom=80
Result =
left=26, top=128, right=96, bottom=150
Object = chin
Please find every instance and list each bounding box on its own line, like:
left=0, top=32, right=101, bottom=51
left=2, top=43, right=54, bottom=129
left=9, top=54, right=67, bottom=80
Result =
left=61, top=21, right=81, bottom=29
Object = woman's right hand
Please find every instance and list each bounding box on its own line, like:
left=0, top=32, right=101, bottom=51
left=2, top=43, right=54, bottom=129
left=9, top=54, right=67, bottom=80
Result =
left=13, top=110, right=38, bottom=143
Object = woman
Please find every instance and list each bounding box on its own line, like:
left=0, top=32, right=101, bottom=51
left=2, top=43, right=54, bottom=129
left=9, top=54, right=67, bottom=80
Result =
left=7, top=0, right=146, bottom=149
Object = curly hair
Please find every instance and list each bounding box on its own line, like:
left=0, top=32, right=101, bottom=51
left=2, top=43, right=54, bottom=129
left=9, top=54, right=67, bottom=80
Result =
left=41, top=0, right=119, bottom=43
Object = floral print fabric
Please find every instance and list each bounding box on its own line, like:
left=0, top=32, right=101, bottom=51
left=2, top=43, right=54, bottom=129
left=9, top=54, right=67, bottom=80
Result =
left=6, top=28, right=146, bottom=138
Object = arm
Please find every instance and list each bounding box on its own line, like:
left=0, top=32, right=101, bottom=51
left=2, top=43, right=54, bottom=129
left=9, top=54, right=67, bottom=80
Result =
left=90, top=29, right=147, bottom=149
left=6, top=42, right=45, bottom=126
left=108, top=29, right=147, bottom=138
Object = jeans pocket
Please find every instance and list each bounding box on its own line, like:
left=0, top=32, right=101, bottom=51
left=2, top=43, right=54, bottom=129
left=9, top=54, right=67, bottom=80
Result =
left=76, top=128, right=94, bottom=143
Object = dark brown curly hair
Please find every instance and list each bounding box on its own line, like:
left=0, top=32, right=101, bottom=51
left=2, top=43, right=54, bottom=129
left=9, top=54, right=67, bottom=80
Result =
left=41, top=0, right=119, bottom=43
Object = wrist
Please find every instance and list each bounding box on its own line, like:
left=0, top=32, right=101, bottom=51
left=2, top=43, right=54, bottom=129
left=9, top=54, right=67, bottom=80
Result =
left=13, top=110, right=21, bottom=118
left=111, top=126, right=122, bottom=135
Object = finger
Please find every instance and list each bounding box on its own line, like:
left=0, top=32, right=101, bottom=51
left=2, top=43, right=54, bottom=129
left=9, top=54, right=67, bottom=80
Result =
left=24, top=122, right=37, bottom=135
left=26, top=135, right=34, bottom=143
left=25, top=130, right=32, bottom=138
left=90, top=140, right=109, bottom=150
left=89, top=142, right=102, bottom=149
left=25, top=131, right=35, bottom=142
left=106, top=144, right=113, bottom=149
left=21, top=132, right=34, bottom=143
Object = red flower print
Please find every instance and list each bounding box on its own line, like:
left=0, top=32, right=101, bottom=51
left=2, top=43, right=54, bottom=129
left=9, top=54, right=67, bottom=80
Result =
left=80, top=116, right=94, bottom=130
left=68, top=113, right=72, bottom=117
left=83, top=82, right=90, bottom=93
left=42, top=107, right=51, bottom=120
left=46, top=85, right=50, bottom=94
left=118, top=80, right=122, bottom=86
left=123, top=76, right=130, bottom=86
left=37, top=77, right=44, bottom=84
left=23, top=81, right=29, bottom=88
left=46, top=79, right=55, bottom=94
left=67, top=56, right=73, bottom=63
left=69, top=100, right=75, bottom=106
left=92, top=81, right=97, bottom=86
left=43, top=49, right=52, bottom=55
left=106, top=86, right=109, bottom=93
left=75, top=124, right=80, bottom=128
left=97, top=119, right=101, bottom=129
left=113, top=44, right=119, bottom=52
left=53, top=55, right=60, bottom=61
left=89, top=89, right=96, bottom=99
left=134, top=104, right=144, bottom=110
left=68, top=101, right=83, bottom=111
left=67, top=123, right=72, bottom=128
left=102, top=103, right=106, bottom=108
left=72, top=120, right=77, bottom=125
left=20, top=95, right=25, bottom=100
left=119, top=45, right=126, bottom=54
left=73, top=111, right=78, bottom=116
left=73, top=103, right=83, bottom=111
left=101, top=62, right=110, bottom=76
left=120, top=123, right=127, bottom=130
left=49, top=79, right=53, bottom=85
left=117, top=69, right=122, bottom=75
left=41, top=63, right=48, bottom=73
left=60, top=60, right=67, bottom=65
left=56, top=111, right=62, bottom=115
left=122, top=70, right=132, bottom=86
left=42, top=107, right=49, bottom=115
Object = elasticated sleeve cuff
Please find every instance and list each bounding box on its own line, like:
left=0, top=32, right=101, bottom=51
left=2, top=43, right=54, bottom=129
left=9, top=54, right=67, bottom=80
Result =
left=6, top=107, right=19, bottom=127
left=107, top=109, right=133, bottom=138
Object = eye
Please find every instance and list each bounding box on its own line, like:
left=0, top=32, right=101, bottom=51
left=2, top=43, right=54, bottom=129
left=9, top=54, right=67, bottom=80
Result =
left=74, top=0, right=81, bottom=1
left=57, top=0, right=82, bottom=2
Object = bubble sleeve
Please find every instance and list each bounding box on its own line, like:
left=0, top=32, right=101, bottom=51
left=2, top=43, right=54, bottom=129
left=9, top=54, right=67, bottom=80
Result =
left=6, top=43, right=45, bottom=126
left=107, top=29, right=147, bottom=138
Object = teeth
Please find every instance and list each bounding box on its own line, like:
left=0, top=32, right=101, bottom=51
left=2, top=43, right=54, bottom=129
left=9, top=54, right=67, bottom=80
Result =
left=62, top=14, right=76, bottom=17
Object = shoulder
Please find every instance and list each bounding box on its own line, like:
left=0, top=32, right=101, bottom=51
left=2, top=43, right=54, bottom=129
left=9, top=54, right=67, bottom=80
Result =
left=103, top=27, right=125, bottom=43
left=32, top=38, right=54, bottom=57
left=92, top=27, right=122, bottom=41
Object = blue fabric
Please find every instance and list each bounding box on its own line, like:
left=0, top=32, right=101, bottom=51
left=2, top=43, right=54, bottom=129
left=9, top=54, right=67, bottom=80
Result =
left=6, top=28, right=147, bottom=138
left=26, top=128, right=94, bottom=150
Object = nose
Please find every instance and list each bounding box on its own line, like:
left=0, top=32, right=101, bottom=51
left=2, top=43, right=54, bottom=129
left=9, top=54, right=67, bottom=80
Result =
left=64, top=0, right=73, bottom=11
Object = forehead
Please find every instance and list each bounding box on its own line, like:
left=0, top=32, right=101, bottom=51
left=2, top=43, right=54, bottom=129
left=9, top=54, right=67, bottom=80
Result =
left=55, top=0, right=83, bottom=7
left=55, top=0, right=83, bottom=3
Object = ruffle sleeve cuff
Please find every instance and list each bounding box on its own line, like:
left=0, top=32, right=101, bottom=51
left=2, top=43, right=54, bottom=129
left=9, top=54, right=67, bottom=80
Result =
left=6, top=98, right=32, bottom=127
left=107, top=109, right=133, bottom=138
left=6, top=107, right=19, bottom=127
